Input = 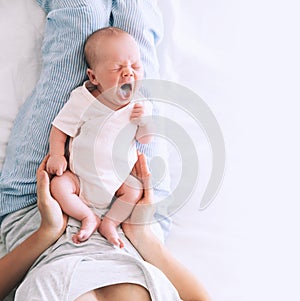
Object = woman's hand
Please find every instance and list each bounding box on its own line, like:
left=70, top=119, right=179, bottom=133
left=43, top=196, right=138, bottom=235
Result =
left=36, top=154, right=67, bottom=241
left=122, top=153, right=212, bottom=301
left=0, top=155, right=68, bottom=300
left=122, top=152, right=156, bottom=248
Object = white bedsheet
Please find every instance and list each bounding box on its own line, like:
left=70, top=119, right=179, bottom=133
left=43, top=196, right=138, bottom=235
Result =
left=1, top=0, right=300, bottom=300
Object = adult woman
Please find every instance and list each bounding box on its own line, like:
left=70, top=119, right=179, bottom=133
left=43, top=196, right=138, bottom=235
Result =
left=0, top=154, right=211, bottom=301
left=0, top=1, right=210, bottom=299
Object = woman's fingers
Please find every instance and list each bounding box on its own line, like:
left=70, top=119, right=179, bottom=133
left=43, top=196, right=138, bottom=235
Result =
left=138, top=152, right=150, bottom=177
left=132, top=151, right=141, bottom=178
left=125, top=152, right=155, bottom=224
left=37, top=154, right=50, bottom=175
left=36, top=170, right=50, bottom=205
left=37, top=154, right=67, bottom=235
left=37, top=155, right=52, bottom=206
left=137, top=153, right=153, bottom=200
left=133, top=152, right=151, bottom=184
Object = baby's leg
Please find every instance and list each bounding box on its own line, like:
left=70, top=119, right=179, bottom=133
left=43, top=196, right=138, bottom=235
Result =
left=50, top=171, right=100, bottom=244
left=99, top=175, right=143, bottom=248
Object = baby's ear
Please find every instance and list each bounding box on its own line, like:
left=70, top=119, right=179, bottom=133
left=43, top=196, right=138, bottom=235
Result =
left=87, top=68, right=99, bottom=85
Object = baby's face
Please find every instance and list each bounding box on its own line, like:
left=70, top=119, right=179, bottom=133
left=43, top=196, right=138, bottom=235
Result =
left=88, top=34, right=144, bottom=110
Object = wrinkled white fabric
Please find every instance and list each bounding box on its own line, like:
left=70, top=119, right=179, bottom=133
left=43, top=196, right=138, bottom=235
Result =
left=1, top=205, right=180, bottom=301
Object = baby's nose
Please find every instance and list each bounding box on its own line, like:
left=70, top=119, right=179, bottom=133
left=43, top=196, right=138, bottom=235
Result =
left=122, top=66, right=134, bottom=77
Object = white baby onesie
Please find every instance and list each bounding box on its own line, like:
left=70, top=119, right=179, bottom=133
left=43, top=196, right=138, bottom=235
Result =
left=53, top=81, right=151, bottom=209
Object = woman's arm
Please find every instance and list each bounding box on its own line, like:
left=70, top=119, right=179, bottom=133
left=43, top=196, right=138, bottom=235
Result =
left=125, top=226, right=211, bottom=301
left=0, top=155, right=67, bottom=300
left=123, top=153, right=211, bottom=301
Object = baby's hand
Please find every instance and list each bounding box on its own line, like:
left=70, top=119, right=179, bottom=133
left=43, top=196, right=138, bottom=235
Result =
left=46, top=155, right=67, bottom=176
left=130, top=103, right=147, bottom=126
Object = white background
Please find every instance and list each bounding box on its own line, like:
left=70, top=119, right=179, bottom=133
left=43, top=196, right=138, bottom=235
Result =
left=159, top=1, right=300, bottom=300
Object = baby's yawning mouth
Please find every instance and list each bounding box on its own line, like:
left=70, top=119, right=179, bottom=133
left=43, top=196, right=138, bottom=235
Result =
left=119, top=83, right=133, bottom=99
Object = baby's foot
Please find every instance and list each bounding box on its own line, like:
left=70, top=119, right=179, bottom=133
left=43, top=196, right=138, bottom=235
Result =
left=72, top=214, right=100, bottom=244
left=99, top=217, right=124, bottom=248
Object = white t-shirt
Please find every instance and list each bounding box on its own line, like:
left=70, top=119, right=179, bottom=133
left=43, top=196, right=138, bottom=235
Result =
left=53, top=81, right=152, bottom=209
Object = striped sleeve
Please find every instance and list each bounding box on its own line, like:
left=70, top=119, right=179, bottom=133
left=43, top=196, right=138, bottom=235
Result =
left=111, top=0, right=163, bottom=79
left=0, top=0, right=111, bottom=217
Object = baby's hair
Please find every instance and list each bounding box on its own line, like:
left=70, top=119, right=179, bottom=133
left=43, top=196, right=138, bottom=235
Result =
left=84, top=27, right=130, bottom=68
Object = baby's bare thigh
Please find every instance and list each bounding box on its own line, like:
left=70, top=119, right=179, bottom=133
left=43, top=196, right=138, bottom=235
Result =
left=116, top=174, right=142, bottom=199
left=50, top=170, right=80, bottom=196
left=119, top=174, right=142, bottom=193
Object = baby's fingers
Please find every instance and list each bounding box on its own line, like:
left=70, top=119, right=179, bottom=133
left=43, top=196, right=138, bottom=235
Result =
left=132, top=103, right=144, bottom=114
left=133, top=103, right=143, bottom=109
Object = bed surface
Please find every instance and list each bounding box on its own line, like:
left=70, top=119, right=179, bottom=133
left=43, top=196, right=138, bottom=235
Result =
left=1, top=1, right=300, bottom=300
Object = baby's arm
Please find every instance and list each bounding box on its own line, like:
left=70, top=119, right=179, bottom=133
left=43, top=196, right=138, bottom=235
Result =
left=46, top=126, right=68, bottom=176
left=130, top=103, right=153, bottom=144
